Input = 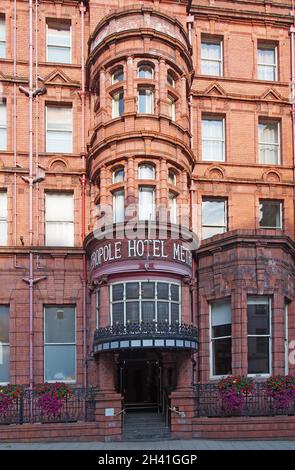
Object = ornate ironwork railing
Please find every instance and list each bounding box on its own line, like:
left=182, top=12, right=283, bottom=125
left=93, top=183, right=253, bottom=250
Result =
left=93, top=322, right=198, bottom=353
left=194, top=383, right=295, bottom=418
left=0, top=387, right=97, bottom=425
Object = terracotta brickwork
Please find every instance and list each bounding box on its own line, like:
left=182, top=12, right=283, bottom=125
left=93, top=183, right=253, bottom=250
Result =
left=0, top=0, right=295, bottom=441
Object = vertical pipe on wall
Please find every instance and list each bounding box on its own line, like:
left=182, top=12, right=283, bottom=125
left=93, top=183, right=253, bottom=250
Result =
left=35, top=0, right=39, bottom=245
left=13, top=0, right=17, bottom=248
left=290, top=4, right=295, bottom=239
left=80, top=1, right=87, bottom=389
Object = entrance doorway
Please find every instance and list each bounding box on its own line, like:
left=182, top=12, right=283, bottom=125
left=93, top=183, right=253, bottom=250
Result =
left=118, top=352, right=162, bottom=412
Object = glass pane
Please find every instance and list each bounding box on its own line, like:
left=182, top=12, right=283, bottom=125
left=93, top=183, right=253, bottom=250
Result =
left=247, top=300, right=270, bottom=335
left=0, top=220, right=7, bottom=245
left=126, top=283, right=139, bottom=299
left=139, top=187, right=155, bottom=220
left=248, top=337, right=269, bottom=374
left=212, top=324, right=231, bottom=338
left=113, top=190, right=124, bottom=223
left=171, top=284, right=180, bottom=301
left=0, top=43, right=5, bottom=59
left=142, top=301, right=155, bottom=322
left=142, top=282, right=155, bottom=299
left=45, top=345, right=75, bottom=382
left=138, top=65, right=153, bottom=78
left=138, top=164, right=154, bottom=179
left=47, top=25, right=71, bottom=47
left=0, top=305, right=9, bottom=343
left=112, top=68, right=124, bottom=83
left=46, top=131, right=72, bottom=153
left=112, top=284, right=124, bottom=301
left=0, top=128, right=7, bottom=150
left=157, top=283, right=169, bottom=300
left=258, top=64, right=276, bottom=81
left=259, top=144, right=279, bottom=164
left=213, top=338, right=232, bottom=375
left=0, top=191, right=7, bottom=219
left=259, top=201, right=281, bottom=228
left=202, top=226, right=226, bottom=239
left=46, top=193, right=74, bottom=222
left=45, top=306, right=75, bottom=343
left=202, top=199, right=226, bottom=227
left=138, top=89, right=154, bottom=113
left=0, top=344, right=9, bottom=383
left=47, top=46, right=71, bottom=64
left=171, top=303, right=180, bottom=323
left=46, top=221, right=74, bottom=247
left=259, top=122, right=278, bottom=145
left=47, top=106, right=72, bottom=130
left=0, top=103, right=6, bottom=126
left=258, top=47, right=275, bottom=65
left=211, top=299, right=231, bottom=327
left=112, top=302, right=124, bottom=324
left=126, top=301, right=139, bottom=323
left=0, top=18, right=5, bottom=42
left=202, top=59, right=221, bottom=76
left=201, top=42, right=221, bottom=61
left=157, top=302, right=169, bottom=322
left=113, top=168, right=124, bottom=183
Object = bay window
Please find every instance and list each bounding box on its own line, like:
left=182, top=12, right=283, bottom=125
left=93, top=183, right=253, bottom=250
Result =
left=112, top=189, right=125, bottom=223
left=45, top=192, right=74, bottom=246
left=112, top=90, right=124, bottom=118
left=44, top=305, right=76, bottom=382
left=0, top=191, right=7, bottom=245
left=247, top=296, right=271, bottom=375
left=0, top=306, right=9, bottom=384
left=139, top=186, right=155, bottom=221
left=210, top=299, right=232, bottom=377
left=259, top=120, right=280, bottom=164
left=110, top=281, right=181, bottom=326
left=46, top=20, right=71, bottom=64
left=46, top=105, right=72, bottom=153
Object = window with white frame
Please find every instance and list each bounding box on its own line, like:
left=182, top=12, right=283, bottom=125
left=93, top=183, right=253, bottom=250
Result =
left=46, top=20, right=71, bottom=64
left=138, top=163, right=155, bottom=180
left=201, top=37, right=223, bottom=76
left=112, top=67, right=124, bottom=84
left=247, top=296, right=271, bottom=375
left=0, top=16, right=5, bottom=59
left=258, top=120, right=280, bottom=164
left=46, top=105, right=72, bottom=153
left=0, top=191, right=7, bottom=246
left=168, top=94, right=176, bottom=121
left=169, top=191, right=177, bottom=223
left=259, top=200, right=282, bottom=229
left=45, top=193, right=74, bottom=246
left=202, top=117, right=225, bottom=161
left=112, top=90, right=124, bottom=118
left=110, top=281, right=181, bottom=326
left=44, top=305, right=76, bottom=382
left=138, top=88, right=154, bottom=114
left=210, top=299, right=232, bottom=377
left=139, top=186, right=155, bottom=221
left=257, top=43, right=277, bottom=81
left=0, top=305, right=9, bottom=384
left=0, top=102, right=7, bottom=150
left=138, top=64, right=154, bottom=79
left=112, top=189, right=125, bottom=223
left=202, top=197, right=227, bottom=239
left=112, top=167, right=124, bottom=184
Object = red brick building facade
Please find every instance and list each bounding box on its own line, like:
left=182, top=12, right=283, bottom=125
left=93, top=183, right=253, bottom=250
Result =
left=0, top=0, right=295, bottom=441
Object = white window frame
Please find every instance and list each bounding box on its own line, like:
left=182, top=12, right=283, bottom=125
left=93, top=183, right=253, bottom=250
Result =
left=45, top=105, right=73, bottom=154
left=201, top=37, right=223, bottom=77
left=138, top=164, right=155, bottom=180
left=112, top=189, right=125, bottom=223
left=209, top=299, right=232, bottom=380
left=247, top=296, right=272, bottom=378
left=112, top=167, right=125, bottom=184
left=112, top=90, right=124, bottom=118
left=45, top=192, right=74, bottom=247
left=137, top=64, right=154, bottom=79
left=137, top=87, right=154, bottom=114
left=0, top=191, right=7, bottom=246
left=138, top=186, right=155, bottom=221
left=110, top=280, right=181, bottom=327
left=202, top=197, right=227, bottom=238
left=0, top=305, right=9, bottom=385
left=0, top=16, right=5, bottom=59
left=259, top=199, right=282, bottom=229
left=0, top=101, right=7, bottom=150
left=46, top=20, right=72, bottom=64
left=169, top=191, right=177, bottom=224
left=202, top=117, right=225, bottom=162
left=257, top=43, right=277, bottom=81
left=168, top=94, right=176, bottom=121
left=258, top=120, right=280, bottom=165
left=44, top=305, right=76, bottom=384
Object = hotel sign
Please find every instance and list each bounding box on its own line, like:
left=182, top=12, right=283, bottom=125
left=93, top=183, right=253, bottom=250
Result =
left=90, top=238, right=193, bottom=270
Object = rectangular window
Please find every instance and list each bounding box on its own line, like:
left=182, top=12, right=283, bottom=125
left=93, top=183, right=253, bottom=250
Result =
left=139, top=186, right=155, bottom=221
left=258, top=43, right=277, bottom=81
left=169, top=191, right=177, bottom=224
left=247, top=296, right=271, bottom=375
left=0, top=191, right=7, bottom=246
left=44, top=305, right=76, bottom=382
left=259, top=200, right=282, bottom=229
left=45, top=193, right=74, bottom=246
left=112, top=90, right=124, bottom=118
left=0, top=16, right=5, bottom=59
left=46, top=20, right=71, bottom=64
left=0, top=102, right=7, bottom=150
left=210, top=299, right=232, bottom=377
left=202, top=117, right=225, bottom=161
left=110, top=281, right=181, bottom=326
left=202, top=197, right=227, bottom=239
left=138, top=88, right=154, bottom=114
left=112, top=189, right=125, bottom=223
left=46, top=105, right=72, bottom=153
left=0, top=305, right=9, bottom=384
left=259, top=120, right=280, bottom=164
left=201, top=37, right=223, bottom=76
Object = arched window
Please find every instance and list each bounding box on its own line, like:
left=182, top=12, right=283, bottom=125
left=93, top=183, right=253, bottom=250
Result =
left=138, top=64, right=154, bottom=79
left=112, top=167, right=125, bottom=184
left=112, top=90, right=124, bottom=118
left=167, top=72, right=175, bottom=88
left=138, top=163, right=155, bottom=179
left=168, top=94, right=176, bottom=121
left=112, top=66, right=124, bottom=84
left=168, top=169, right=177, bottom=186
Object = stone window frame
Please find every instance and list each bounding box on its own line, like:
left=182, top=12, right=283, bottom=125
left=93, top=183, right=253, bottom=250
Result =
left=46, top=18, right=72, bottom=65
left=258, top=198, right=283, bottom=230
left=200, top=34, right=223, bottom=77
left=257, top=40, right=278, bottom=82
left=209, top=297, right=232, bottom=379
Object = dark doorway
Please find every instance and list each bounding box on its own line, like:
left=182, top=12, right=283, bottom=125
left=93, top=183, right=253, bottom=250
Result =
left=118, top=352, right=162, bottom=411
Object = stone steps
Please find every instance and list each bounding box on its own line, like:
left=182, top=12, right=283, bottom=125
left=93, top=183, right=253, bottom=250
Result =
left=123, top=411, right=171, bottom=441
